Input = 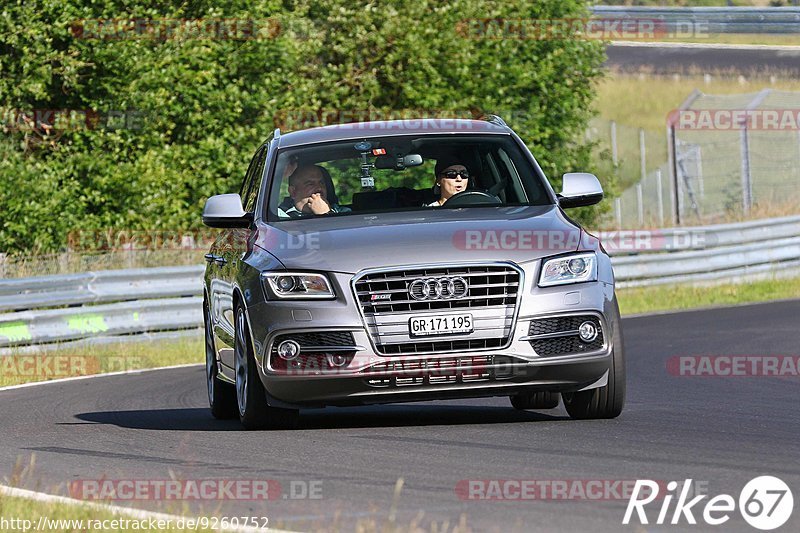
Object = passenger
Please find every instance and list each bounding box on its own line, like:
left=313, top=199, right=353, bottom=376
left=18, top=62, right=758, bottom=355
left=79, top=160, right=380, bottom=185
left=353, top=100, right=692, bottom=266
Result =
left=427, top=157, right=471, bottom=207
left=278, top=164, right=349, bottom=217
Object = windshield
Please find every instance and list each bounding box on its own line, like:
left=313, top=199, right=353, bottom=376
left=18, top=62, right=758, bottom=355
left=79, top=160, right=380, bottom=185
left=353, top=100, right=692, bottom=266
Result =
left=266, top=134, right=552, bottom=221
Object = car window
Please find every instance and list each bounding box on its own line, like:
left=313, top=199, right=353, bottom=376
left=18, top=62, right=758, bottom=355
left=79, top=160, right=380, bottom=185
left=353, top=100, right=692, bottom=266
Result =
left=241, top=145, right=267, bottom=213
left=267, top=134, right=551, bottom=220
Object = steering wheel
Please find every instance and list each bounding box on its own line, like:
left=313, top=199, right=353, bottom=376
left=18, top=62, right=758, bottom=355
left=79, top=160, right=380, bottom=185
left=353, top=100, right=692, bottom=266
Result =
left=443, top=190, right=502, bottom=207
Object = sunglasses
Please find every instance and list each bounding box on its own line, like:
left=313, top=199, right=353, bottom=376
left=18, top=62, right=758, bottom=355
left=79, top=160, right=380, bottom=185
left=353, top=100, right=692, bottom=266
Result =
left=439, top=169, right=470, bottom=180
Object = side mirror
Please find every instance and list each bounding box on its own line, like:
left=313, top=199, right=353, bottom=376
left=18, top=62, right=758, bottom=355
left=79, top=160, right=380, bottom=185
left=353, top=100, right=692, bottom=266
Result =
left=202, top=194, right=253, bottom=228
left=558, top=173, right=604, bottom=208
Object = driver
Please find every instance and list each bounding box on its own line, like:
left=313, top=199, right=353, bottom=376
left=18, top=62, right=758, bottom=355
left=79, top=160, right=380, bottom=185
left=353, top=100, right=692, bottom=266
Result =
left=278, top=163, right=349, bottom=217
left=427, top=157, right=470, bottom=207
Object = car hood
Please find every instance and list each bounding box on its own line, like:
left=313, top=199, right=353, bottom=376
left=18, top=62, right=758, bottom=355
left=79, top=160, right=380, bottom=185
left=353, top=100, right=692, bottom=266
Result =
left=254, top=205, right=583, bottom=274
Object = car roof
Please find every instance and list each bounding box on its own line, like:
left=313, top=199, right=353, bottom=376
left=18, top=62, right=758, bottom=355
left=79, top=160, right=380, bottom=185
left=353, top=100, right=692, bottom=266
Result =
left=274, top=119, right=512, bottom=149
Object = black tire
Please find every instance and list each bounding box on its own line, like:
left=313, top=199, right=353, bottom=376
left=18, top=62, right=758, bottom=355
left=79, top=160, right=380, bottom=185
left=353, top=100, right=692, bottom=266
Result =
left=205, top=301, right=237, bottom=419
left=234, top=304, right=299, bottom=430
left=510, top=391, right=560, bottom=410
left=562, top=299, right=626, bottom=419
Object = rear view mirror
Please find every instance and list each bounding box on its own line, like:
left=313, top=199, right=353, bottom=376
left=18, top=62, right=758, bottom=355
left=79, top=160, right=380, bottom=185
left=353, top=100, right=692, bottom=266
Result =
left=374, top=153, right=424, bottom=170
left=558, top=173, right=604, bottom=209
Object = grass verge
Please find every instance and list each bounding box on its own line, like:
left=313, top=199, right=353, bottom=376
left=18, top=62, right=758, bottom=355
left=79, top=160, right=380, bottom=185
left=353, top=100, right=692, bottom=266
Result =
left=0, top=494, right=218, bottom=533
left=0, top=249, right=205, bottom=278
left=595, top=72, right=800, bottom=133
left=617, top=276, right=800, bottom=316
left=0, top=336, right=202, bottom=388
left=643, top=34, right=800, bottom=47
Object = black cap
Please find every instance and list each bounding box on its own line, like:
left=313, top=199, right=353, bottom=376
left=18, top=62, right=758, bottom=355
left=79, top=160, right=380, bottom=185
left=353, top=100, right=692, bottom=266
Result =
left=435, top=155, right=464, bottom=176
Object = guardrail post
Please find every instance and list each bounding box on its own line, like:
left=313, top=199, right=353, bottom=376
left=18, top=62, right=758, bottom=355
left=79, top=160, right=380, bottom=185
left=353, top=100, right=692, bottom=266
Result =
left=0, top=253, right=6, bottom=278
left=656, top=169, right=665, bottom=226
left=615, top=198, right=622, bottom=229
left=636, top=183, right=644, bottom=226
left=740, top=123, right=752, bottom=216
left=667, top=123, right=680, bottom=225
left=639, top=128, right=647, bottom=182
left=610, top=121, right=618, bottom=166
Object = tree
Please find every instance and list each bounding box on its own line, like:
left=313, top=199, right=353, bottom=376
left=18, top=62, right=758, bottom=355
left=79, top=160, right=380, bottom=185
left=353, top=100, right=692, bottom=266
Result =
left=0, top=0, right=606, bottom=254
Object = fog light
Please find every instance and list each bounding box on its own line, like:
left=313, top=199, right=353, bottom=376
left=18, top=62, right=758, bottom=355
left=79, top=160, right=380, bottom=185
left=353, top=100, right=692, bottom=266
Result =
left=277, top=340, right=301, bottom=360
left=578, top=321, right=598, bottom=342
left=326, top=354, right=349, bottom=368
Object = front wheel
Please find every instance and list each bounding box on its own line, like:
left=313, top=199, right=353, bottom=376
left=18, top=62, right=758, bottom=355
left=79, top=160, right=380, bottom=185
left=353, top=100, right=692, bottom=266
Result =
left=234, top=305, right=298, bottom=430
left=562, top=299, right=626, bottom=419
left=205, top=301, right=237, bottom=419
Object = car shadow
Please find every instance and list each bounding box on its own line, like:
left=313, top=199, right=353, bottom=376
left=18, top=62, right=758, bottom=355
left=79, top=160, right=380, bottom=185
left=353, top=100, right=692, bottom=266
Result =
left=74, top=404, right=568, bottom=431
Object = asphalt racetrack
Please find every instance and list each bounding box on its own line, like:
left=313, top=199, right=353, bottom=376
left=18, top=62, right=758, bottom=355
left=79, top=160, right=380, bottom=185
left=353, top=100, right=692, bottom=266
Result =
left=1, top=300, right=799, bottom=532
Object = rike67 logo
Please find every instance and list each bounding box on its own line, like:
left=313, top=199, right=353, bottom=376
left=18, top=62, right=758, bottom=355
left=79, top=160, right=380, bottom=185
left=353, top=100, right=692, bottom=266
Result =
left=624, top=477, right=794, bottom=530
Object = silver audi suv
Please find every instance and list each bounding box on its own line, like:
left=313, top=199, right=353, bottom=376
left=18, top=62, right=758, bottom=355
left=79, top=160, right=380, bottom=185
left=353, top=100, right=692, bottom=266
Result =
left=202, top=116, right=624, bottom=429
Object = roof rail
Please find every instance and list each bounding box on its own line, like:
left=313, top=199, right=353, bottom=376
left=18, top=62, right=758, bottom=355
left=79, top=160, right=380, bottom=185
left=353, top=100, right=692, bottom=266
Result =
left=481, top=114, right=508, bottom=127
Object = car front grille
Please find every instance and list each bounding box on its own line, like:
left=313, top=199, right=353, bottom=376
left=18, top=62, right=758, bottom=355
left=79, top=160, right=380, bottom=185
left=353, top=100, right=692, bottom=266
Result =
left=527, top=315, right=604, bottom=356
left=353, top=264, right=521, bottom=355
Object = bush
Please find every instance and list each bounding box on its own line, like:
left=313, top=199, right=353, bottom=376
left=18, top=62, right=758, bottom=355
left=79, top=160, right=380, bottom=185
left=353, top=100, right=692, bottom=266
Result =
left=0, top=0, right=606, bottom=254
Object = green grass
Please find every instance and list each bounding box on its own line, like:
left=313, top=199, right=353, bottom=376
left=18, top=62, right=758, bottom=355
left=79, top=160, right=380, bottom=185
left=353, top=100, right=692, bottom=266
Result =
left=0, top=336, right=203, bottom=388
left=617, top=276, right=800, bottom=316
left=0, top=494, right=220, bottom=533
left=596, top=73, right=800, bottom=133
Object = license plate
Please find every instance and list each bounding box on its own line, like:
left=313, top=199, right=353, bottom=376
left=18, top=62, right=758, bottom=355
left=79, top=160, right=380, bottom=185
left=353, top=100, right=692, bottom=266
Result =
left=409, top=314, right=473, bottom=337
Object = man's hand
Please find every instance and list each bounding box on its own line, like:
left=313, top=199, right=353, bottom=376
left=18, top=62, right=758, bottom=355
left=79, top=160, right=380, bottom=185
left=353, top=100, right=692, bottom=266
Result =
left=295, top=193, right=331, bottom=215
left=282, top=157, right=298, bottom=179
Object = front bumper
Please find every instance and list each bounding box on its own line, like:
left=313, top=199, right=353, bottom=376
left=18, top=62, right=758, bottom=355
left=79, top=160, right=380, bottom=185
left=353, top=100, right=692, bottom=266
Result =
left=246, top=265, right=618, bottom=408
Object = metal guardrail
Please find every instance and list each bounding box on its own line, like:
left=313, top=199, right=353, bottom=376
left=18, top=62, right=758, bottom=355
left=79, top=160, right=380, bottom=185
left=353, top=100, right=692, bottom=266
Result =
left=591, top=6, right=800, bottom=34
left=0, top=266, right=203, bottom=349
left=0, top=265, right=203, bottom=312
left=602, top=215, right=800, bottom=288
left=1, top=215, right=798, bottom=348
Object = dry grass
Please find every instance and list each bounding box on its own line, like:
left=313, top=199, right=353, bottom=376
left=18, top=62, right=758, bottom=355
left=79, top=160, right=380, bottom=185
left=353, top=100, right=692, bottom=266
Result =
left=0, top=249, right=204, bottom=279
left=595, top=72, right=800, bottom=132
left=650, top=34, right=800, bottom=46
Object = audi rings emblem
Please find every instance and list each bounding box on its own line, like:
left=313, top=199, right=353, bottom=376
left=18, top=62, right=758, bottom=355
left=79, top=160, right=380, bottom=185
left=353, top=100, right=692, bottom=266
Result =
left=408, top=277, right=469, bottom=301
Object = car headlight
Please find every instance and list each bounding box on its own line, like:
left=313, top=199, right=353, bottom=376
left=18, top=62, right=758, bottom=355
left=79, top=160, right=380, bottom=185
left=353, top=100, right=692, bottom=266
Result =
left=262, top=272, right=335, bottom=299
left=538, top=252, right=597, bottom=287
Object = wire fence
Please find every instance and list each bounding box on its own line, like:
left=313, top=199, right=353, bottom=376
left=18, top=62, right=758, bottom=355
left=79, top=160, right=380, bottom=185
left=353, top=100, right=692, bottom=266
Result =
left=594, top=89, right=800, bottom=228
left=671, top=89, right=800, bottom=225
